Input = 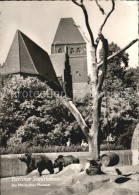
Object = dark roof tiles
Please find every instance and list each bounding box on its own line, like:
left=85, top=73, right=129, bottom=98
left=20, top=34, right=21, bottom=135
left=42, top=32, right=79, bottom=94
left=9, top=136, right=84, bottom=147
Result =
left=1, top=30, right=60, bottom=87
left=52, top=18, right=86, bottom=45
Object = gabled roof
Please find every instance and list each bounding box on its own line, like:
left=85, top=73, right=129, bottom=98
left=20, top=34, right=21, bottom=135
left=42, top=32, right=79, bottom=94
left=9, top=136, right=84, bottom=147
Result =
left=1, top=30, right=61, bottom=89
left=52, top=18, right=86, bottom=45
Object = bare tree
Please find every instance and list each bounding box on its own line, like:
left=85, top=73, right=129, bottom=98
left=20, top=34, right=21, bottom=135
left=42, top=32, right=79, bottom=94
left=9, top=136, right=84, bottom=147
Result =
left=60, top=0, right=138, bottom=160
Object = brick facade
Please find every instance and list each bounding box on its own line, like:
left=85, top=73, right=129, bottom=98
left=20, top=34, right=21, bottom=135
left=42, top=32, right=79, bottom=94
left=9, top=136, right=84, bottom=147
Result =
left=51, top=18, right=89, bottom=99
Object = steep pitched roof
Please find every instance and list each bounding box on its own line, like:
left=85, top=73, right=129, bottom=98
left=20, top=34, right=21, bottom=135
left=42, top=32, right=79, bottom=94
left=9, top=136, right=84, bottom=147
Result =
left=1, top=30, right=61, bottom=89
left=52, top=18, right=86, bottom=45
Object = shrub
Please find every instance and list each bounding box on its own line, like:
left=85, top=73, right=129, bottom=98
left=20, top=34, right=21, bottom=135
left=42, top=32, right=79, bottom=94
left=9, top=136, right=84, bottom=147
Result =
left=100, top=143, right=125, bottom=151
left=0, top=144, right=89, bottom=154
left=1, top=143, right=127, bottom=155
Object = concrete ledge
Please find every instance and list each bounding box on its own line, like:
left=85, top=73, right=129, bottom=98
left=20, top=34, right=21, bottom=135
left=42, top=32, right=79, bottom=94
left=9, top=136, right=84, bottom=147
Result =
left=131, top=150, right=139, bottom=165
left=0, top=150, right=134, bottom=178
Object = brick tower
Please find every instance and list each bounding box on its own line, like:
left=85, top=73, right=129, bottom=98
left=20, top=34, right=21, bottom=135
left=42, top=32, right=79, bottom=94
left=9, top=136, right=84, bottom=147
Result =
left=51, top=18, right=88, bottom=99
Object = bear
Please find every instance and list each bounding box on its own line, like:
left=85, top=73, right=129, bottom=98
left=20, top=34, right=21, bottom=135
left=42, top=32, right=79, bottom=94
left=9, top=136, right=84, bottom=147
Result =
left=18, top=153, right=54, bottom=176
left=85, top=159, right=102, bottom=175
left=54, top=155, right=80, bottom=172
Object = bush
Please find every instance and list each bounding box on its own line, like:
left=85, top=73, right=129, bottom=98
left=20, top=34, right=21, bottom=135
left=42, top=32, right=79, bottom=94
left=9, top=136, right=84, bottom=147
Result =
left=0, top=144, right=89, bottom=154
left=100, top=143, right=125, bottom=151
left=1, top=142, right=127, bottom=154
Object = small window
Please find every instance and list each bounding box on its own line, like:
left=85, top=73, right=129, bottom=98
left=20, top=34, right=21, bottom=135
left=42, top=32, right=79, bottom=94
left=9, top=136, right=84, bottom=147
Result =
left=70, top=48, right=74, bottom=54
left=58, top=48, right=62, bottom=53
left=77, top=48, right=81, bottom=54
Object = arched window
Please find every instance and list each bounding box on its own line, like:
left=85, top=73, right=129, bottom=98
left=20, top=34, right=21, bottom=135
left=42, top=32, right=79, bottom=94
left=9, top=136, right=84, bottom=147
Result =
left=70, top=48, right=74, bottom=54
left=76, top=48, right=81, bottom=54
left=58, top=48, right=62, bottom=53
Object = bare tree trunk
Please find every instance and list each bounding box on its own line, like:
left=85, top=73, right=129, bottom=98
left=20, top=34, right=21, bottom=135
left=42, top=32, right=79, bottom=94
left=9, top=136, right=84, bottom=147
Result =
left=68, top=0, right=138, bottom=161
left=87, top=43, right=100, bottom=160
left=88, top=134, right=99, bottom=160
left=88, top=86, right=101, bottom=160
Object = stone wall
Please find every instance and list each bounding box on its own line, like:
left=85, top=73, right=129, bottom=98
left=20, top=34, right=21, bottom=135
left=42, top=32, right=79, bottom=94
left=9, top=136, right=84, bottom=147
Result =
left=131, top=123, right=139, bottom=165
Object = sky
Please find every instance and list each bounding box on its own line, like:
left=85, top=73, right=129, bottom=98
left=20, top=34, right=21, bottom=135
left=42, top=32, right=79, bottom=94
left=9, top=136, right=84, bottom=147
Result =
left=0, top=1, right=138, bottom=73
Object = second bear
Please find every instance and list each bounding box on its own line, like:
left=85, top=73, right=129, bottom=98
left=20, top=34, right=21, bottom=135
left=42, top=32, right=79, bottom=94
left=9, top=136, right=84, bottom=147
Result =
left=54, top=155, right=80, bottom=172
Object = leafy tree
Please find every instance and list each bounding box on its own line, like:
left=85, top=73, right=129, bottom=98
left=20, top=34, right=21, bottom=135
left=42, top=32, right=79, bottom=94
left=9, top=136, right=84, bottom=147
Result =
left=0, top=76, right=80, bottom=147
left=101, top=89, right=138, bottom=148
left=99, top=42, right=129, bottom=92
left=123, top=67, right=139, bottom=90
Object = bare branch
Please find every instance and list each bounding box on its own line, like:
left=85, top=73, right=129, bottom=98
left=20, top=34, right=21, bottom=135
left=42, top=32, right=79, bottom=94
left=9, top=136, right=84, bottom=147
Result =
left=95, top=0, right=105, bottom=15
left=99, top=0, right=115, bottom=33
left=97, top=38, right=138, bottom=70
left=60, top=97, right=89, bottom=139
left=81, top=4, right=96, bottom=48
left=97, top=33, right=108, bottom=91
left=71, top=0, right=83, bottom=7
left=96, top=0, right=115, bottom=46
left=72, top=0, right=96, bottom=47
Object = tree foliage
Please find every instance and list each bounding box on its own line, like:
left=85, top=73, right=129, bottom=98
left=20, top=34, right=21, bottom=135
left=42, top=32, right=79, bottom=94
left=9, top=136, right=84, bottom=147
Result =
left=0, top=76, right=83, bottom=147
left=99, top=42, right=129, bottom=92
left=0, top=57, right=138, bottom=150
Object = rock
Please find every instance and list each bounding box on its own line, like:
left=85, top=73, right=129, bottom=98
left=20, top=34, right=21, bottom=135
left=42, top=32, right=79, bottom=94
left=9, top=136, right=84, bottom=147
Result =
left=57, top=186, right=75, bottom=195
left=72, top=180, right=88, bottom=194
left=27, top=168, right=51, bottom=176
left=130, top=174, right=139, bottom=181
left=117, top=165, right=139, bottom=174
left=84, top=177, right=110, bottom=192
left=27, top=169, right=39, bottom=177
left=2, top=164, right=139, bottom=195
left=56, top=164, right=84, bottom=176
left=101, top=165, right=119, bottom=175
left=88, top=181, right=115, bottom=195
left=112, top=188, right=132, bottom=195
